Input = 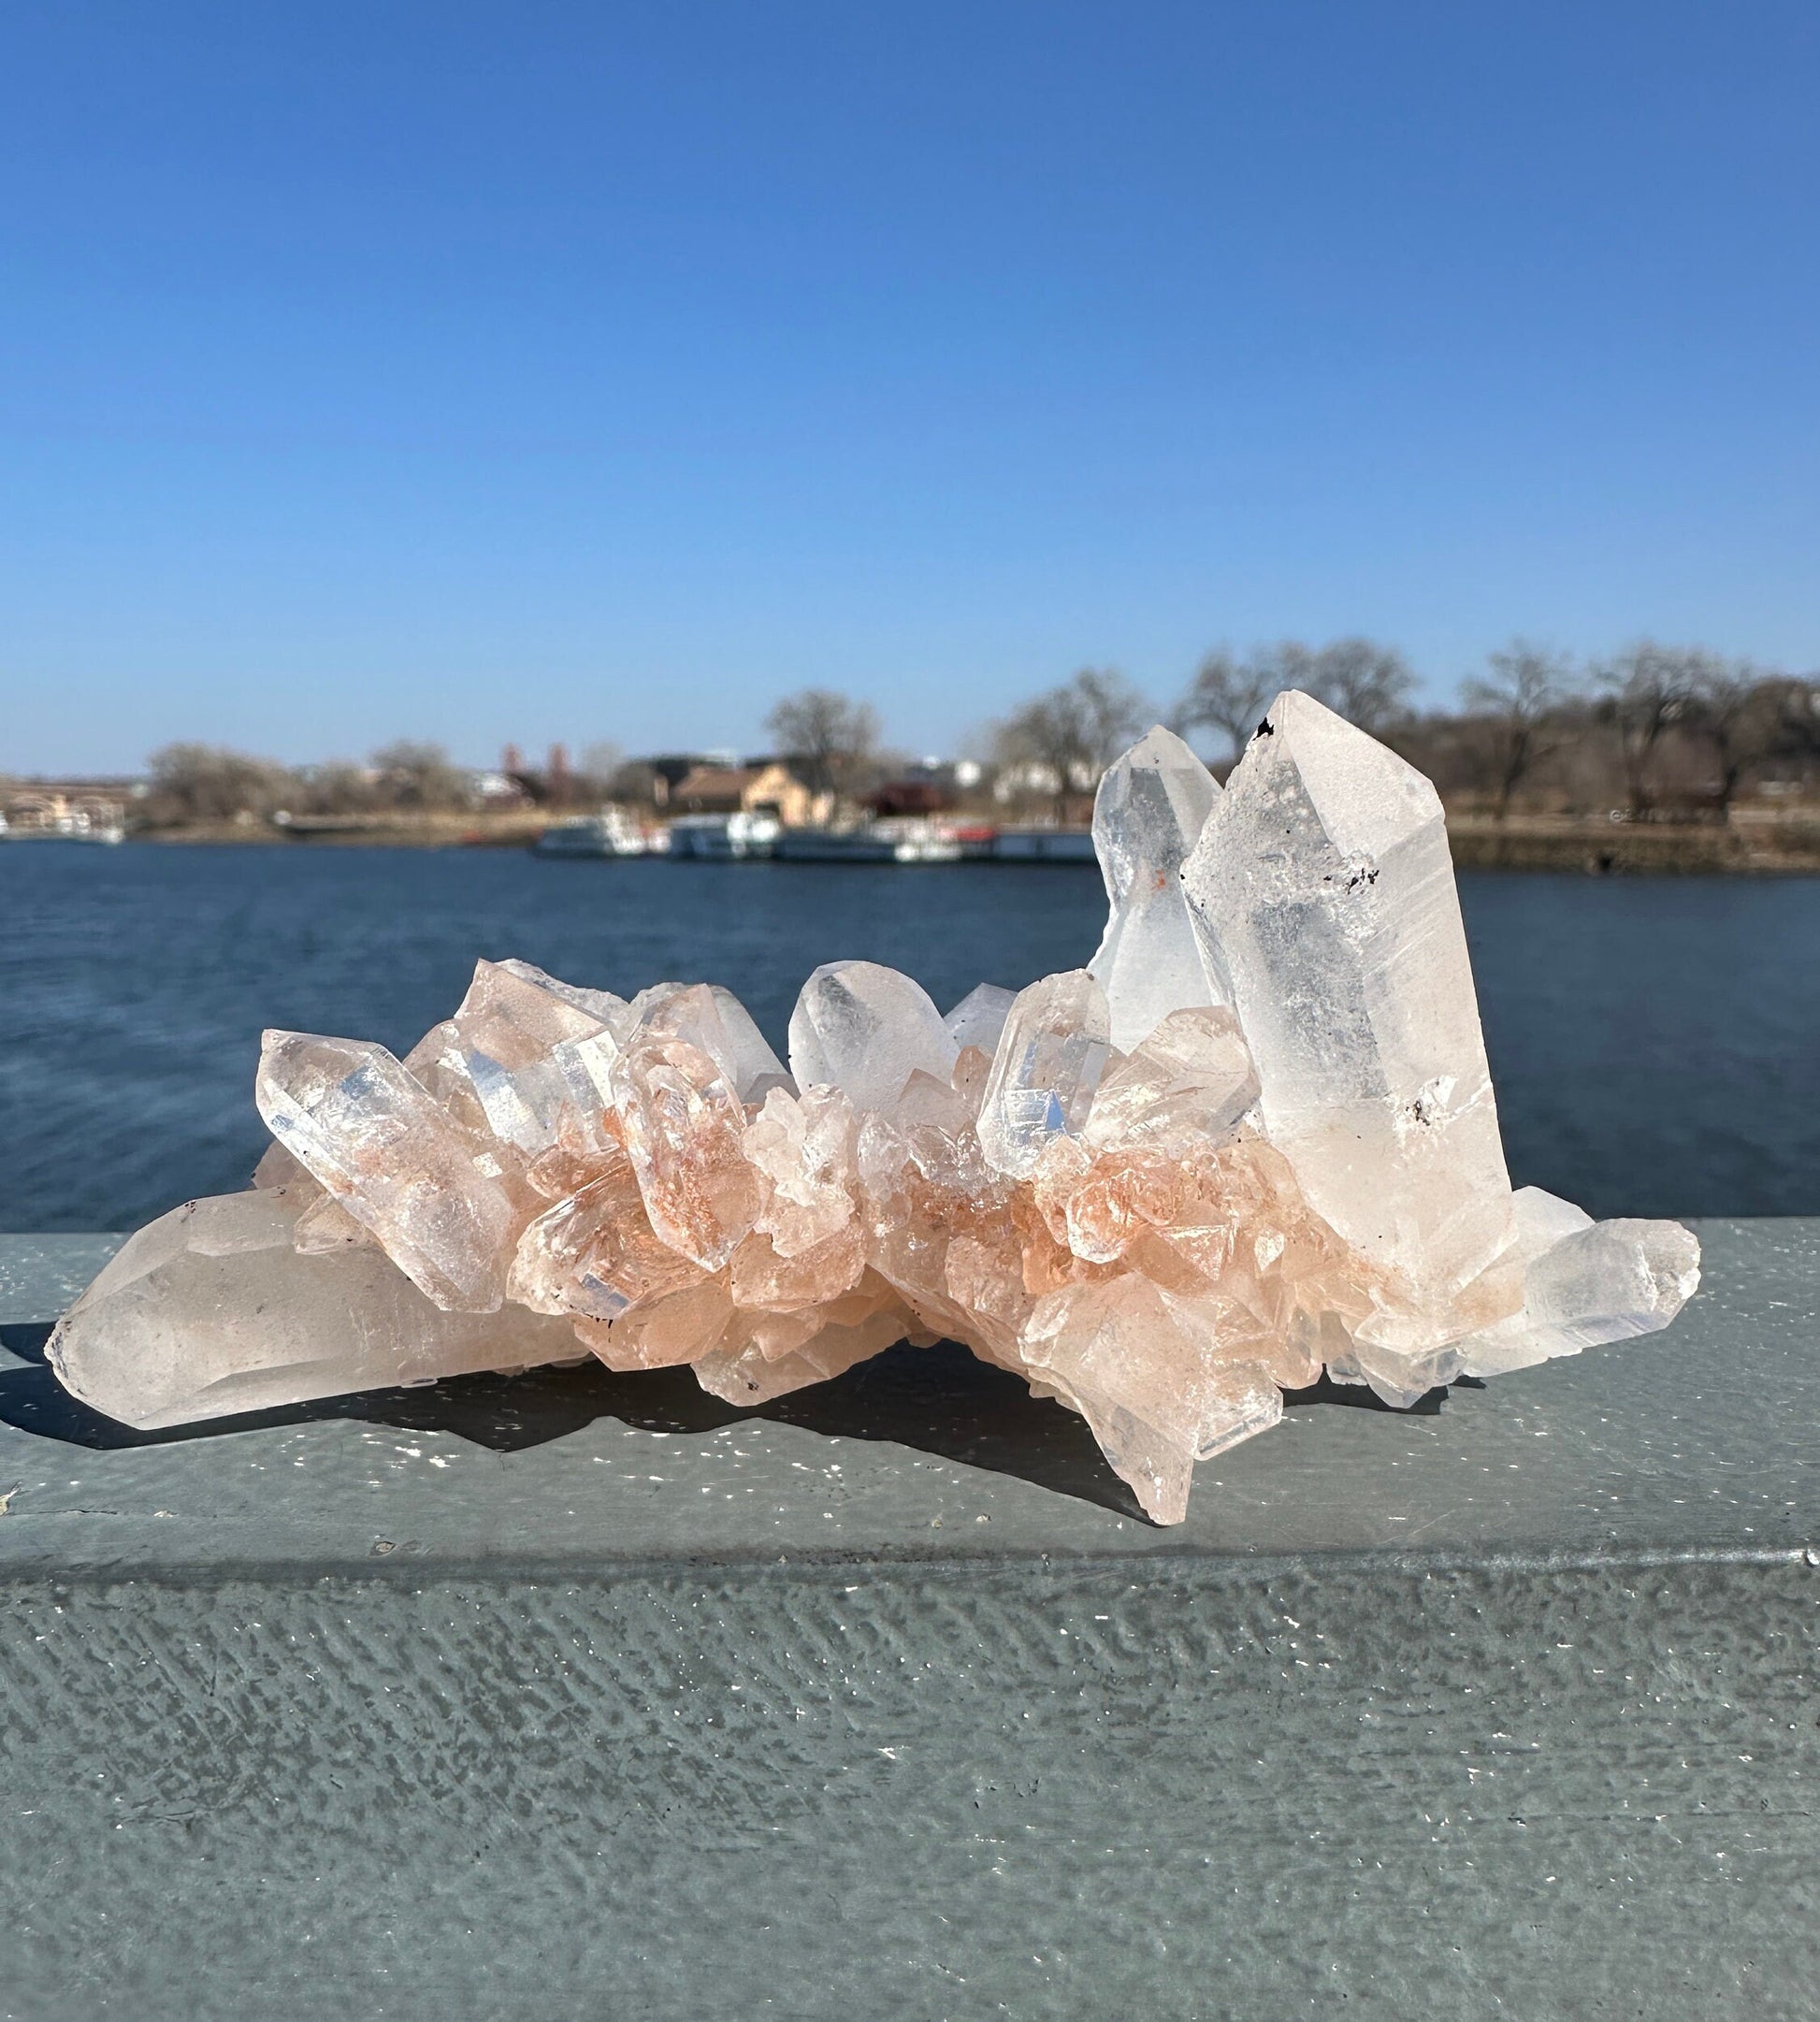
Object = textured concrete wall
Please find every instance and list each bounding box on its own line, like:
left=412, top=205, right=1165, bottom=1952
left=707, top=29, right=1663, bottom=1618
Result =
left=0, top=1220, right=1814, bottom=2019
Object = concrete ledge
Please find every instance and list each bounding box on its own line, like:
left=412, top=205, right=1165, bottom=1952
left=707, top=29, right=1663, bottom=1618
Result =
left=0, top=1220, right=1815, bottom=2019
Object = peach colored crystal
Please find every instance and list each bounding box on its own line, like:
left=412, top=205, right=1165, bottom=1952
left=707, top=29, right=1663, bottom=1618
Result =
left=50, top=696, right=1701, bottom=1523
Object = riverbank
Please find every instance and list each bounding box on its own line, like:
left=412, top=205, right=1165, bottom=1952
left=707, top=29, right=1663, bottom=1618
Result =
left=101, top=807, right=1820, bottom=871
left=1446, top=810, right=1820, bottom=874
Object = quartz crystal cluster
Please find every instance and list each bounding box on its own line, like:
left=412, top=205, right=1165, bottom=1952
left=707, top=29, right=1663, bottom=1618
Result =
left=51, top=695, right=1701, bottom=1523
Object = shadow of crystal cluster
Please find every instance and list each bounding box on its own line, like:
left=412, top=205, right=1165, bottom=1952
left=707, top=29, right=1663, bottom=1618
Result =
left=49, top=693, right=1699, bottom=1523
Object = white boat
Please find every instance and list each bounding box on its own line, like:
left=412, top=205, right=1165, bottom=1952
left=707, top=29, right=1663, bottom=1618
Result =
left=533, top=810, right=652, bottom=859
left=888, top=821, right=964, bottom=863
left=666, top=811, right=779, bottom=860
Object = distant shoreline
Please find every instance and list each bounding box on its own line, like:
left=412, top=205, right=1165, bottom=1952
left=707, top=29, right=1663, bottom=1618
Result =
left=25, top=809, right=1820, bottom=874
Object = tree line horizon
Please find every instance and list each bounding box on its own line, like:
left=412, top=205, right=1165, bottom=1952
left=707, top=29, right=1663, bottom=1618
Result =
left=81, top=636, right=1820, bottom=830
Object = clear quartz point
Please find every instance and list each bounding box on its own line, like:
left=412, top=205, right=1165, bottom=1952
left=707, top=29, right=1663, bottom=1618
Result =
left=1182, top=690, right=1518, bottom=1365
left=608, top=1028, right=760, bottom=1272
left=1088, top=725, right=1223, bottom=1052
left=1084, top=1005, right=1259, bottom=1158
left=444, top=959, right=616, bottom=1154
left=1455, top=1198, right=1701, bottom=1376
left=255, top=1029, right=525, bottom=1311
left=944, top=982, right=1017, bottom=1058
left=48, top=1188, right=582, bottom=1430
left=976, top=969, right=1111, bottom=1180
left=56, top=719, right=1703, bottom=1526
left=788, top=960, right=959, bottom=1112
left=631, top=982, right=792, bottom=1105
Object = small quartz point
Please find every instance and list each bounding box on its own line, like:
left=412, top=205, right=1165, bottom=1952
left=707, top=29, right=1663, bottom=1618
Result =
left=608, top=1026, right=761, bottom=1271
left=1183, top=690, right=1517, bottom=1365
left=1455, top=1193, right=1701, bottom=1377
left=788, top=960, right=959, bottom=1113
left=496, top=957, right=627, bottom=1024
left=708, top=987, right=795, bottom=1104
left=1083, top=1005, right=1259, bottom=1158
left=252, top=1141, right=309, bottom=1190
left=976, top=969, right=1111, bottom=1179
left=695, top=1297, right=913, bottom=1406
left=743, top=1086, right=859, bottom=1258
left=632, top=982, right=792, bottom=1105
left=57, top=705, right=1704, bottom=1526
left=255, top=1030, right=525, bottom=1311
left=1021, top=1276, right=1282, bottom=1524
left=944, top=982, right=1017, bottom=1059
left=48, top=1189, right=581, bottom=1431
left=252, top=1135, right=374, bottom=1252
left=1088, top=726, right=1224, bottom=1052
left=441, top=960, right=615, bottom=1155
left=506, top=1150, right=699, bottom=1321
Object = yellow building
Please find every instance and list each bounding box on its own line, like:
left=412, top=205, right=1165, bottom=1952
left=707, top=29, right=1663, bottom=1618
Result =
left=671, top=762, right=828, bottom=828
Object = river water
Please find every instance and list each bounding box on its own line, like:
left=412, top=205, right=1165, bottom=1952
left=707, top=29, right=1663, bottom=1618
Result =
left=3, top=843, right=1815, bottom=1231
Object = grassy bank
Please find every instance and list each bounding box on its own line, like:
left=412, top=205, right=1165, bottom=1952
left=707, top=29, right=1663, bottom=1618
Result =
left=1445, top=811, right=1820, bottom=874
left=120, top=808, right=1820, bottom=872
left=136, top=810, right=554, bottom=848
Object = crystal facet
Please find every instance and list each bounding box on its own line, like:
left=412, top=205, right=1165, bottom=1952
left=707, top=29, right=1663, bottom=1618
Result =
left=976, top=970, right=1112, bottom=1180
left=55, top=704, right=1701, bottom=1524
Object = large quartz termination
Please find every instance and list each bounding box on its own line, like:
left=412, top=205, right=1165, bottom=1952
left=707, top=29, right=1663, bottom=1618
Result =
left=50, top=1185, right=583, bottom=1430
left=51, top=699, right=1702, bottom=1524
left=1184, top=689, right=1518, bottom=1376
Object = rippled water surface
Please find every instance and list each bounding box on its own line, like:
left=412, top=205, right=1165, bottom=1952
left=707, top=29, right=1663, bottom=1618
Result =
left=3, top=843, right=1816, bottom=1230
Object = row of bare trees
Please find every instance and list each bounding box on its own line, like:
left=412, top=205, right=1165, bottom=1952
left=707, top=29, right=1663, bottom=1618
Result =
left=119, top=646, right=1820, bottom=833
left=143, top=740, right=507, bottom=827
left=1430, top=643, right=1818, bottom=822
left=992, top=642, right=1818, bottom=824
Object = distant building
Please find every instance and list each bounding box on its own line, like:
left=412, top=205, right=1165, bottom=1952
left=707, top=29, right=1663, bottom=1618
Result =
left=636, top=755, right=720, bottom=808
left=672, top=760, right=824, bottom=828
left=867, top=757, right=979, bottom=817
left=870, top=779, right=947, bottom=816
left=1, top=785, right=128, bottom=840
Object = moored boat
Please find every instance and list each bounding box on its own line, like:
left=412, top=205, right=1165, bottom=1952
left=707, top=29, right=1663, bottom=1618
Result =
left=666, top=811, right=779, bottom=859
left=532, top=810, right=653, bottom=859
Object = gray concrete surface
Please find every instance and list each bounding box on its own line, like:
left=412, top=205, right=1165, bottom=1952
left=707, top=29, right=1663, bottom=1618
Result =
left=0, top=1219, right=1814, bottom=2019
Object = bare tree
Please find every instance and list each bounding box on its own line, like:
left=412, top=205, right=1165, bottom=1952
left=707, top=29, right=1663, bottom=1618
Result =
left=1307, top=638, right=1416, bottom=734
left=1460, top=641, right=1579, bottom=819
left=1685, top=659, right=1792, bottom=821
left=1072, top=668, right=1149, bottom=773
left=764, top=688, right=882, bottom=799
left=1596, top=644, right=1702, bottom=819
left=1767, top=675, right=1820, bottom=781
left=295, top=760, right=377, bottom=816
left=993, top=668, right=1148, bottom=821
left=146, top=744, right=291, bottom=824
left=369, top=740, right=469, bottom=810
left=1176, top=647, right=1280, bottom=759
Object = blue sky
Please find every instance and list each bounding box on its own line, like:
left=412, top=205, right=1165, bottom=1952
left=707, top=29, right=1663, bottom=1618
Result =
left=4, top=1, right=1816, bottom=772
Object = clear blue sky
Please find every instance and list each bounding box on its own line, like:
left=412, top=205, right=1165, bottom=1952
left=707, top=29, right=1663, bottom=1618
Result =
left=5, top=2, right=1816, bottom=773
